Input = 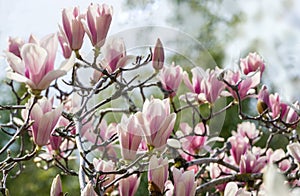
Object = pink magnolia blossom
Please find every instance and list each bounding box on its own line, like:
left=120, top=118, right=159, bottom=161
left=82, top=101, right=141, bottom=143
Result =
left=183, top=67, right=225, bottom=104
left=268, top=93, right=281, bottom=118
left=7, top=37, right=24, bottom=58
left=152, top=38, right=164, bottom=70
left=102, top=37, right=128, bottom=73
left=268, top=149, right=290, bottom=172
left=148, top=155, right=169, bottom=194
left=172, top=168, right=196, bottom=196
left=6, top=34, right=75, bottom=92
left=179, top=122, right=208, bottom=161
left=224, top=70, right=260, bottom=100
left=93, top=158, right=115, bottom=191
left=257, top=85, right=270, bottom=114
left=117, top=114, right=142, bottom=160
left=118, top=174, right=140, bottom=196
left=224, top=182, right=252, bottom=196
left=81, top=181, right=97, bottom=196
left=239, top=150, right=267, bottom=173
left=50, top=174, right=63, bottom=196
left=236, top=122, right=260, bottom=142
left=27, top=97, right=62, bottom=146
left=287, top=142, right=300, bottom=163
left=83, top=3, right=112, bottom=48
left=158, top=62, right=183, bottom=97
left=136, top=98, right=176, bottom=150
left=240, top=52, right=265, bottom=76
left=280, top=102, right=299, bottom=125
left=228, top=134, right=249, bottom=165
left=58, top=6, right=85, bottom=58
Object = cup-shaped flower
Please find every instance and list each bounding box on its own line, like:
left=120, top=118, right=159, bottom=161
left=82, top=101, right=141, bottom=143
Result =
left=93, top=158, right=115, bottom=188
left=280, top=102, right=299, bottom=125
left=6, top=34, right=75, bottom=93
left=7, top=37, right=24, bottom=58
left=50, top=174, right=63, bottom=196
left=239, top=151, right=267, bottom=173
left=102, top=37, right=127, bottom=73
left=179, top=123, right=208, bottom=161
left=158, top=62, right=183, bottom=97
left=117, top=114, right=142, bottom=160
left=83, top=3, right=112, bottom=48
left=236, top=122, right=259, bottom=142
left=228, top=134, right=249, bottom=165
left=268, top=149, right=290, bottom=172
left=224, top=70, right=260, bottom=100
left=268, top=93, right=281, bottom=118
left=28, top=97, right=62, bottom=147
left=81, top=181, right=97, bottom=196
left=58, top=7, right=85, bottom=58
left=152, top=38, right=164, bottom=70
left=183, top=67, right=225, bottom=104
left=172, top=168, right=196, bottom=196
left=287, top=142, right=300, bottom=163
left=118, top=174, right=140, bottom=196
left=148, top=155, right=168, bottom=195
left=240, top=52, right=265, bottom=76
left=136, top=98, right=176, bottom=150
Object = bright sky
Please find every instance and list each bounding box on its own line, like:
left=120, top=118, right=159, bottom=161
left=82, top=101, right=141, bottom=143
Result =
left=1, top=0, right=300, bottom=101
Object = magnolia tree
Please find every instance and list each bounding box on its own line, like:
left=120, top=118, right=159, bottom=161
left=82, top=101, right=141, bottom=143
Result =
left=1, top=3, right=300, bottom=196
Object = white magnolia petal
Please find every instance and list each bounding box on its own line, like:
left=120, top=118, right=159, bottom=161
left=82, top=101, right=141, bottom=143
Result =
left=37, top=70, right=66, bottom=90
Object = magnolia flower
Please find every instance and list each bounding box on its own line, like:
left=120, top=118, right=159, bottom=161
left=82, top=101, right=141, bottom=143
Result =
left=228, top=134, right=249, bottom=165
left=83, top=3, right=112, bottom=48
left=6, top=34, right=75, bottom=93
left=236, top=122, right=260, bottom=142
left=58, top=6, right=85, bottom=58
left=7, top=36, right=24, bottom=58
left=118, top=174, right=140, bottom=196
left=102, top=37, right=128, bottom=73
left=27, top=97, right=62, bottom=146
left=268, top=149, right=290, bottom=172
left=287, top=142, right=300, bottom=163
left=224, top=182, right=252, bottom=196
left=224, top=70, right=260, bottom=100
left=239, top=150, right=267, bottom=174
left=152, top=38, right=164, bottom=70
left=257, top=85, right=269, bottom=114
left=50, top=175, right=63, bottom=196
left=148, top=155, right=168, bottom=195
left=81, top=181, right=97, bottom=196
left=117, top=114, right=142, bottom=160
left=136, top=98, right=176, bottom=150
left=179, top=122, right=208, bottom=161
left=158, top=62, right=183, bottom=97
left=183, top=67, right=225, bottom=104
left=240, top=52, right=265, bottom=76
left=172, top=168, right=196, bottom=196
left=93, top=158, right=115, bottom=188
left=280, top=102, right=299, bottom=125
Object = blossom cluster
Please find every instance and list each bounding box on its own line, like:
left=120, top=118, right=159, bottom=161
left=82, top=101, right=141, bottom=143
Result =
left=1, top=3, right=300, bottom=196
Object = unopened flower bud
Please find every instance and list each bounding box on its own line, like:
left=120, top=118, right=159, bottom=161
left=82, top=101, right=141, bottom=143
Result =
left=152, top=38, right=164, bottom=71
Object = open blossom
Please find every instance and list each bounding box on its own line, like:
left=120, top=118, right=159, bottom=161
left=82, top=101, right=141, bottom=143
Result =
left=6, top=34, right=75, bottom=92
left=224, top=70, right=260, bottom=100
left=102, top=37, right=128, bottom=73
left=239, top=150, right=267, bottom=173
left=117, top=114, right=142, bottom=160
left=240, top=52, right=265, bottom=76
left=152, top=38, right=164, bottom=70
left=158, top=62, right=183, bottom=97
left=136, top=98, right=176, bottom=150
left=148, top=155, right=168, bottom=194
left=27, top=97, right=62, bottom=147
left=235, top=122, right=260, bottom=142
left=268, top=149, right=290, bottom=172
left=183, top=67, right=225, bottom=104
left=58, top=6, right=85, bottom=58
left=93, top=158, right=115, bottom=189
left=179, top=122, right=208, bottom=161
left=172, top=168, right=196, bottom=196
left=118, top=174, right=140, bottom=196
left=50, top=175, right=63, bottom=196
left=82, top=3, right=112, bottom=48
